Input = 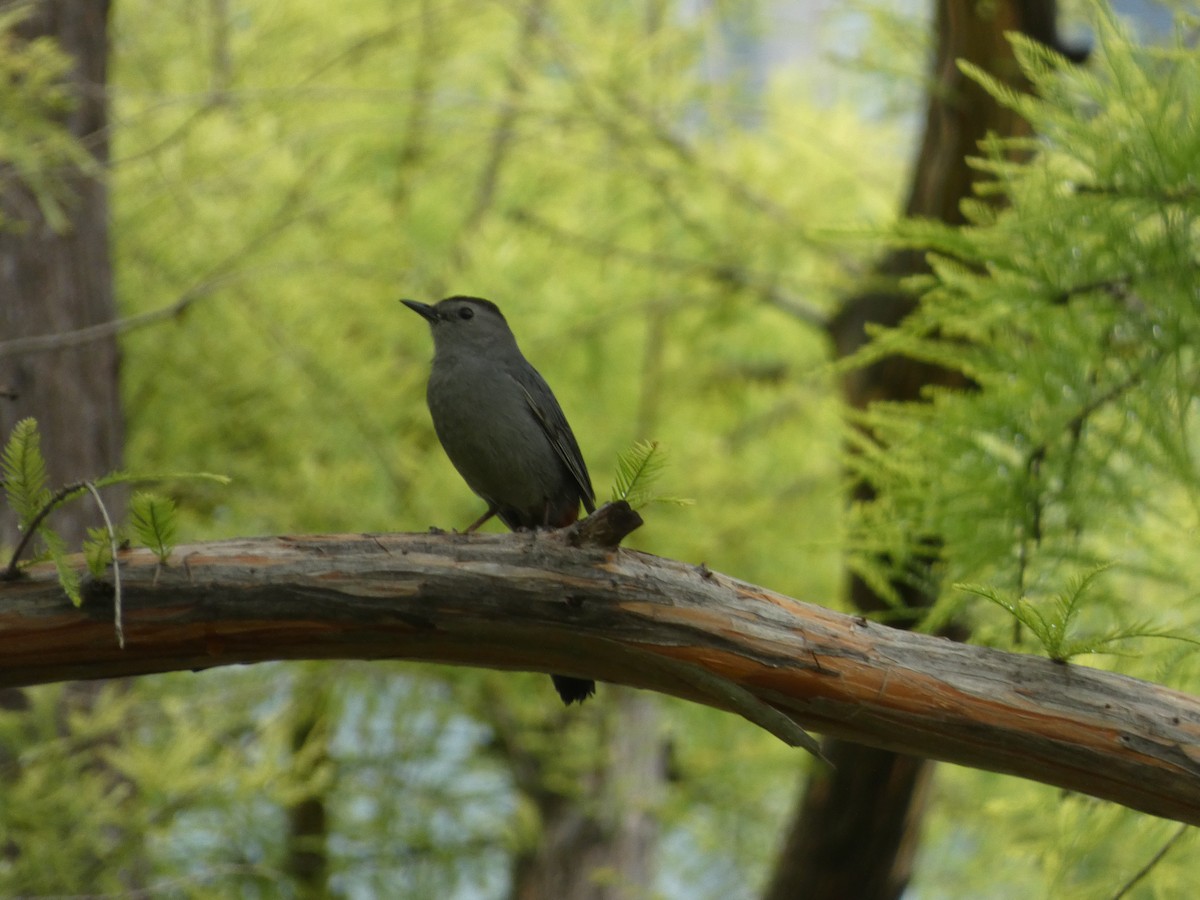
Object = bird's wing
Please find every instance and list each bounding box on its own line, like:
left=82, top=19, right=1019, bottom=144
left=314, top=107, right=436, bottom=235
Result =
left=511, top=369, right=596, bottom=513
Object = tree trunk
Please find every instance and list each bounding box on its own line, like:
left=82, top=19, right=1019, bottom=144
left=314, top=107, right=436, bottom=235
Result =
left=766, top=2, right=1083, bottom=898
left=285, top=670, right=333, bottom=899
left=506, top=689, right=664, bottom=900
left=0, top=0, right=123, bottom=551
left=0, top=1, right=131, bottom=890
left=0, top=0, right=120, bottom=692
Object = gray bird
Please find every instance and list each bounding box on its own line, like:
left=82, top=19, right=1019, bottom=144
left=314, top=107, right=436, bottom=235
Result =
left=402, top=295, right=597, bottom=705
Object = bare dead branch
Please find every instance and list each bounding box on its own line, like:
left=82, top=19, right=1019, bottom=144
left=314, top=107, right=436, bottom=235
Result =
left=2, top=529, right=1199, bottom=824
left=0, top=293, right=201, bottom=360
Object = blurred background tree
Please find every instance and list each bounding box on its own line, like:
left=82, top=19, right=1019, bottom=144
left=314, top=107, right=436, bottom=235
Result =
left=2, top=0, right=1198, bottom=897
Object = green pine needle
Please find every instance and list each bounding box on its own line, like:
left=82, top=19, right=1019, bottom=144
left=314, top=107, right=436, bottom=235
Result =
left=3, top=418, right=226, bottom=583
left=2, top=418, right=51, bottom=528
left=84, top=526, right=116, bottom=577
left=43, top=529, right=82, bottom=607
left=130, top=491, right=177, bottom=563
left=612, top=440, right=663, bottom=504
left=958, top=566, right=1200, bottom=662
left=610, top=440, right=693, bottom=509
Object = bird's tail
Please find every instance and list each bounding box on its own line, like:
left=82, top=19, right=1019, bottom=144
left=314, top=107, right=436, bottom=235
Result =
left=551, top=674, right=596, bottom=705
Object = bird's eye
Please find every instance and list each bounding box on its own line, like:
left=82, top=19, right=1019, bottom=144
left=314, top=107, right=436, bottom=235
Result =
left=458, top=307, right=474, bottom=320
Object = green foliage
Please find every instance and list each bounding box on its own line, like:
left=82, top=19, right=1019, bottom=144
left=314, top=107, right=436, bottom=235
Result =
left=959, top=565, right=1199, bottom=661
left=1, top=417, right=50, bottom=527
left=0, top=685, right=163, bottom=895
left=2, top=418, right=224, bottom=600
left=612, top=440, right=665, bottom=505
left=84, top=525, right=116, bottom=577
left=846, top=9, right=1200, bottom=660
left=921, top=767, right=1200, bottom=899
left=1, top=418, right=85, bottom=600
left=842, top=15, right=1200, bottom=893
left=100, top=0, right=881, bottom=894
left=129, top=491, right=177, bottom=563
left=41, top=526, right=82, bottom=606
left=0, top=1, right=1177, bottom=899
left=0, top=2, right=96, bottom=231
left=610, top=439, right=692, bottom=508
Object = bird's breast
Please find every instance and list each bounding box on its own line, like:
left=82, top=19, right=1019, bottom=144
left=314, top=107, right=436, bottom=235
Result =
left=426, top=359, right=570, bottom=514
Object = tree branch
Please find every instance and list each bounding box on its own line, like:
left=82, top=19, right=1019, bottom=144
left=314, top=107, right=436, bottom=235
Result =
left=3, top=527, right=1199, bottom=824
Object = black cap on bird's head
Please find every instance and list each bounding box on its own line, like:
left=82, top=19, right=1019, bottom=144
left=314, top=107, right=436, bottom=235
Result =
left=401, top=296, right=519, bottom=357
left=401, top=296, right=507, bottom=326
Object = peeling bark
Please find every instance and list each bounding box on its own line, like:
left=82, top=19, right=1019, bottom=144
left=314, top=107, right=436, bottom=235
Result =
left=2, top=530, right=1198, bottom=826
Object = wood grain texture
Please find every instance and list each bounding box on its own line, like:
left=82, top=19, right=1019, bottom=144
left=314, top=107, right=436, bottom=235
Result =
left=3, top=529, right=1199, bottom=823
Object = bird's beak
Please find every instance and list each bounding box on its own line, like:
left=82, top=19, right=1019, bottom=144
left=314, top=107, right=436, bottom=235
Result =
left=401, top=299, right=439, bottom=323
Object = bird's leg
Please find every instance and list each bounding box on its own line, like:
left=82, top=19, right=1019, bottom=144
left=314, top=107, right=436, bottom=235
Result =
left=464, top=504, right=498, bottom=533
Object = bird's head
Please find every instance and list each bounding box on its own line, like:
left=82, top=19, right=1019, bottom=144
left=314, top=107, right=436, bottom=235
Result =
left=401, top=296, right=518, bottom=358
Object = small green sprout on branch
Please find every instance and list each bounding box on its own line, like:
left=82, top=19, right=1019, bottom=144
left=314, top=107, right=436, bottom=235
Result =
left=610, top=439, right=693, bottom=509
left=129, top=491, right=178, bottom=565
left=958, top=566, right=1200, bottom=662
left=1, top=418, right=228, bottom=646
